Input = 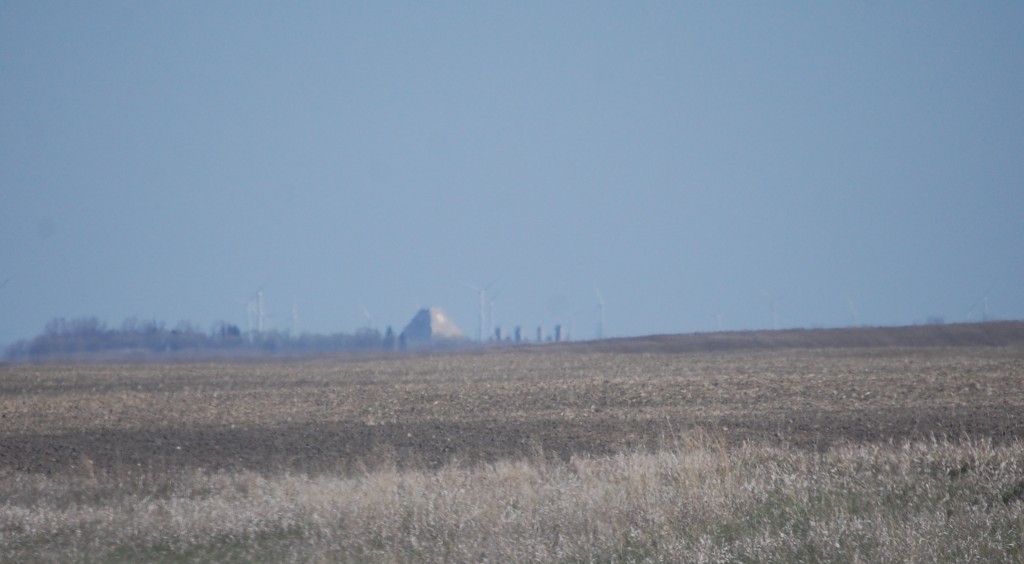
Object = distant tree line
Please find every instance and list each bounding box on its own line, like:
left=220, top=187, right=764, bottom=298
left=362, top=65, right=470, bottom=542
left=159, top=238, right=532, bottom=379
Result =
left=3, top=316, right=390, bottom=361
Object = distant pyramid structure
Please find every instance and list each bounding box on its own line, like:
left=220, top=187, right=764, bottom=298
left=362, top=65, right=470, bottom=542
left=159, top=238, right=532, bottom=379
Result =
left=400, top=307, right=464, bottom=348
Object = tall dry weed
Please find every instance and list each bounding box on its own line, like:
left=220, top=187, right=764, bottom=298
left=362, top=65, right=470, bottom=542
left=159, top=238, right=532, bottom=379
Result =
left=2, top=434, right=1022, bottom=562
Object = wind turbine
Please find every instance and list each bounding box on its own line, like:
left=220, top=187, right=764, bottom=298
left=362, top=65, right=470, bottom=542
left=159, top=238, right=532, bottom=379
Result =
left=488, top=289, right=503, bottom=340
left=234, top=283, right=269, bottom=339
left=966, top=286, right=995, bottom=322
left=594, top=287, right=606, bottom=340
left=256, top=289, right=266, bottom=336
left=462, top=281, right=496, bottom=342
left=761, top=290, right=784, bottom=330
left=847, top=297, right=860, bottom=327
left=360, top=306, right=374, bottom=329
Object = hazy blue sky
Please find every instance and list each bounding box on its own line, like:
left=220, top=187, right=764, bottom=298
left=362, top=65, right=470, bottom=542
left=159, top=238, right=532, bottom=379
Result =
left=2, top=2, right=1022, bottom=346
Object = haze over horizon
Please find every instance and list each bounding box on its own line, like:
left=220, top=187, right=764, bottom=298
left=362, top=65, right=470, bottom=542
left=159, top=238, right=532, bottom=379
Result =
left=2, top=2, right=1022, bottom=347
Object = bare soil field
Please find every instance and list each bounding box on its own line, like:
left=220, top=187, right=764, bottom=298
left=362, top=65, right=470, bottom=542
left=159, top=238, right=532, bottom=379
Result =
left=2, top=322, right=1023, bottom=477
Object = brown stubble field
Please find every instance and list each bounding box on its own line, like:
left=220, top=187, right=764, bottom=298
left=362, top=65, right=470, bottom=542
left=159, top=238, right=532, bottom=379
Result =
left=2, top=343, right=1023, bottom=478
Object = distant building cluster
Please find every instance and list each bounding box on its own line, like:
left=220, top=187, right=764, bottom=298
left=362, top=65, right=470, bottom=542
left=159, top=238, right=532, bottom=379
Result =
left=393, top=307, right=571, bottom=350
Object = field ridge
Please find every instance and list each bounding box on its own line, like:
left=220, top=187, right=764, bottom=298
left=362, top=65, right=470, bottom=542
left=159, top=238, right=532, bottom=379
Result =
left=566, top=320, right=1024, bottom=354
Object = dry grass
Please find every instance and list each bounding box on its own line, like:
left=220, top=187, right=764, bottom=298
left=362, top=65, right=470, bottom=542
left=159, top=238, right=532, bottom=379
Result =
left=2, top=339, right=1023, bottom=561
left=2, top=434, right=1022, bottom=562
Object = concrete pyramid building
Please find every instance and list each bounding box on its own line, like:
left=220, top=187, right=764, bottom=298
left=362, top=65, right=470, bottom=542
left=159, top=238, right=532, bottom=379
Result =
left=400, top=307, right=464, bottom=347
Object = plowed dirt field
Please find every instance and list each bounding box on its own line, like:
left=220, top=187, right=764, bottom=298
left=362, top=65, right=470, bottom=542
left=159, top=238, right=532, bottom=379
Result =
left=2, top=337, right=1023, bottom=476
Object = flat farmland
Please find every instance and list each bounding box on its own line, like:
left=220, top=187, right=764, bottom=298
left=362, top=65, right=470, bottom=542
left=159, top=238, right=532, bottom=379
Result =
left=4, top=329, right=1024, bottom=562
left=2, top=342, right=1023, bottom=476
